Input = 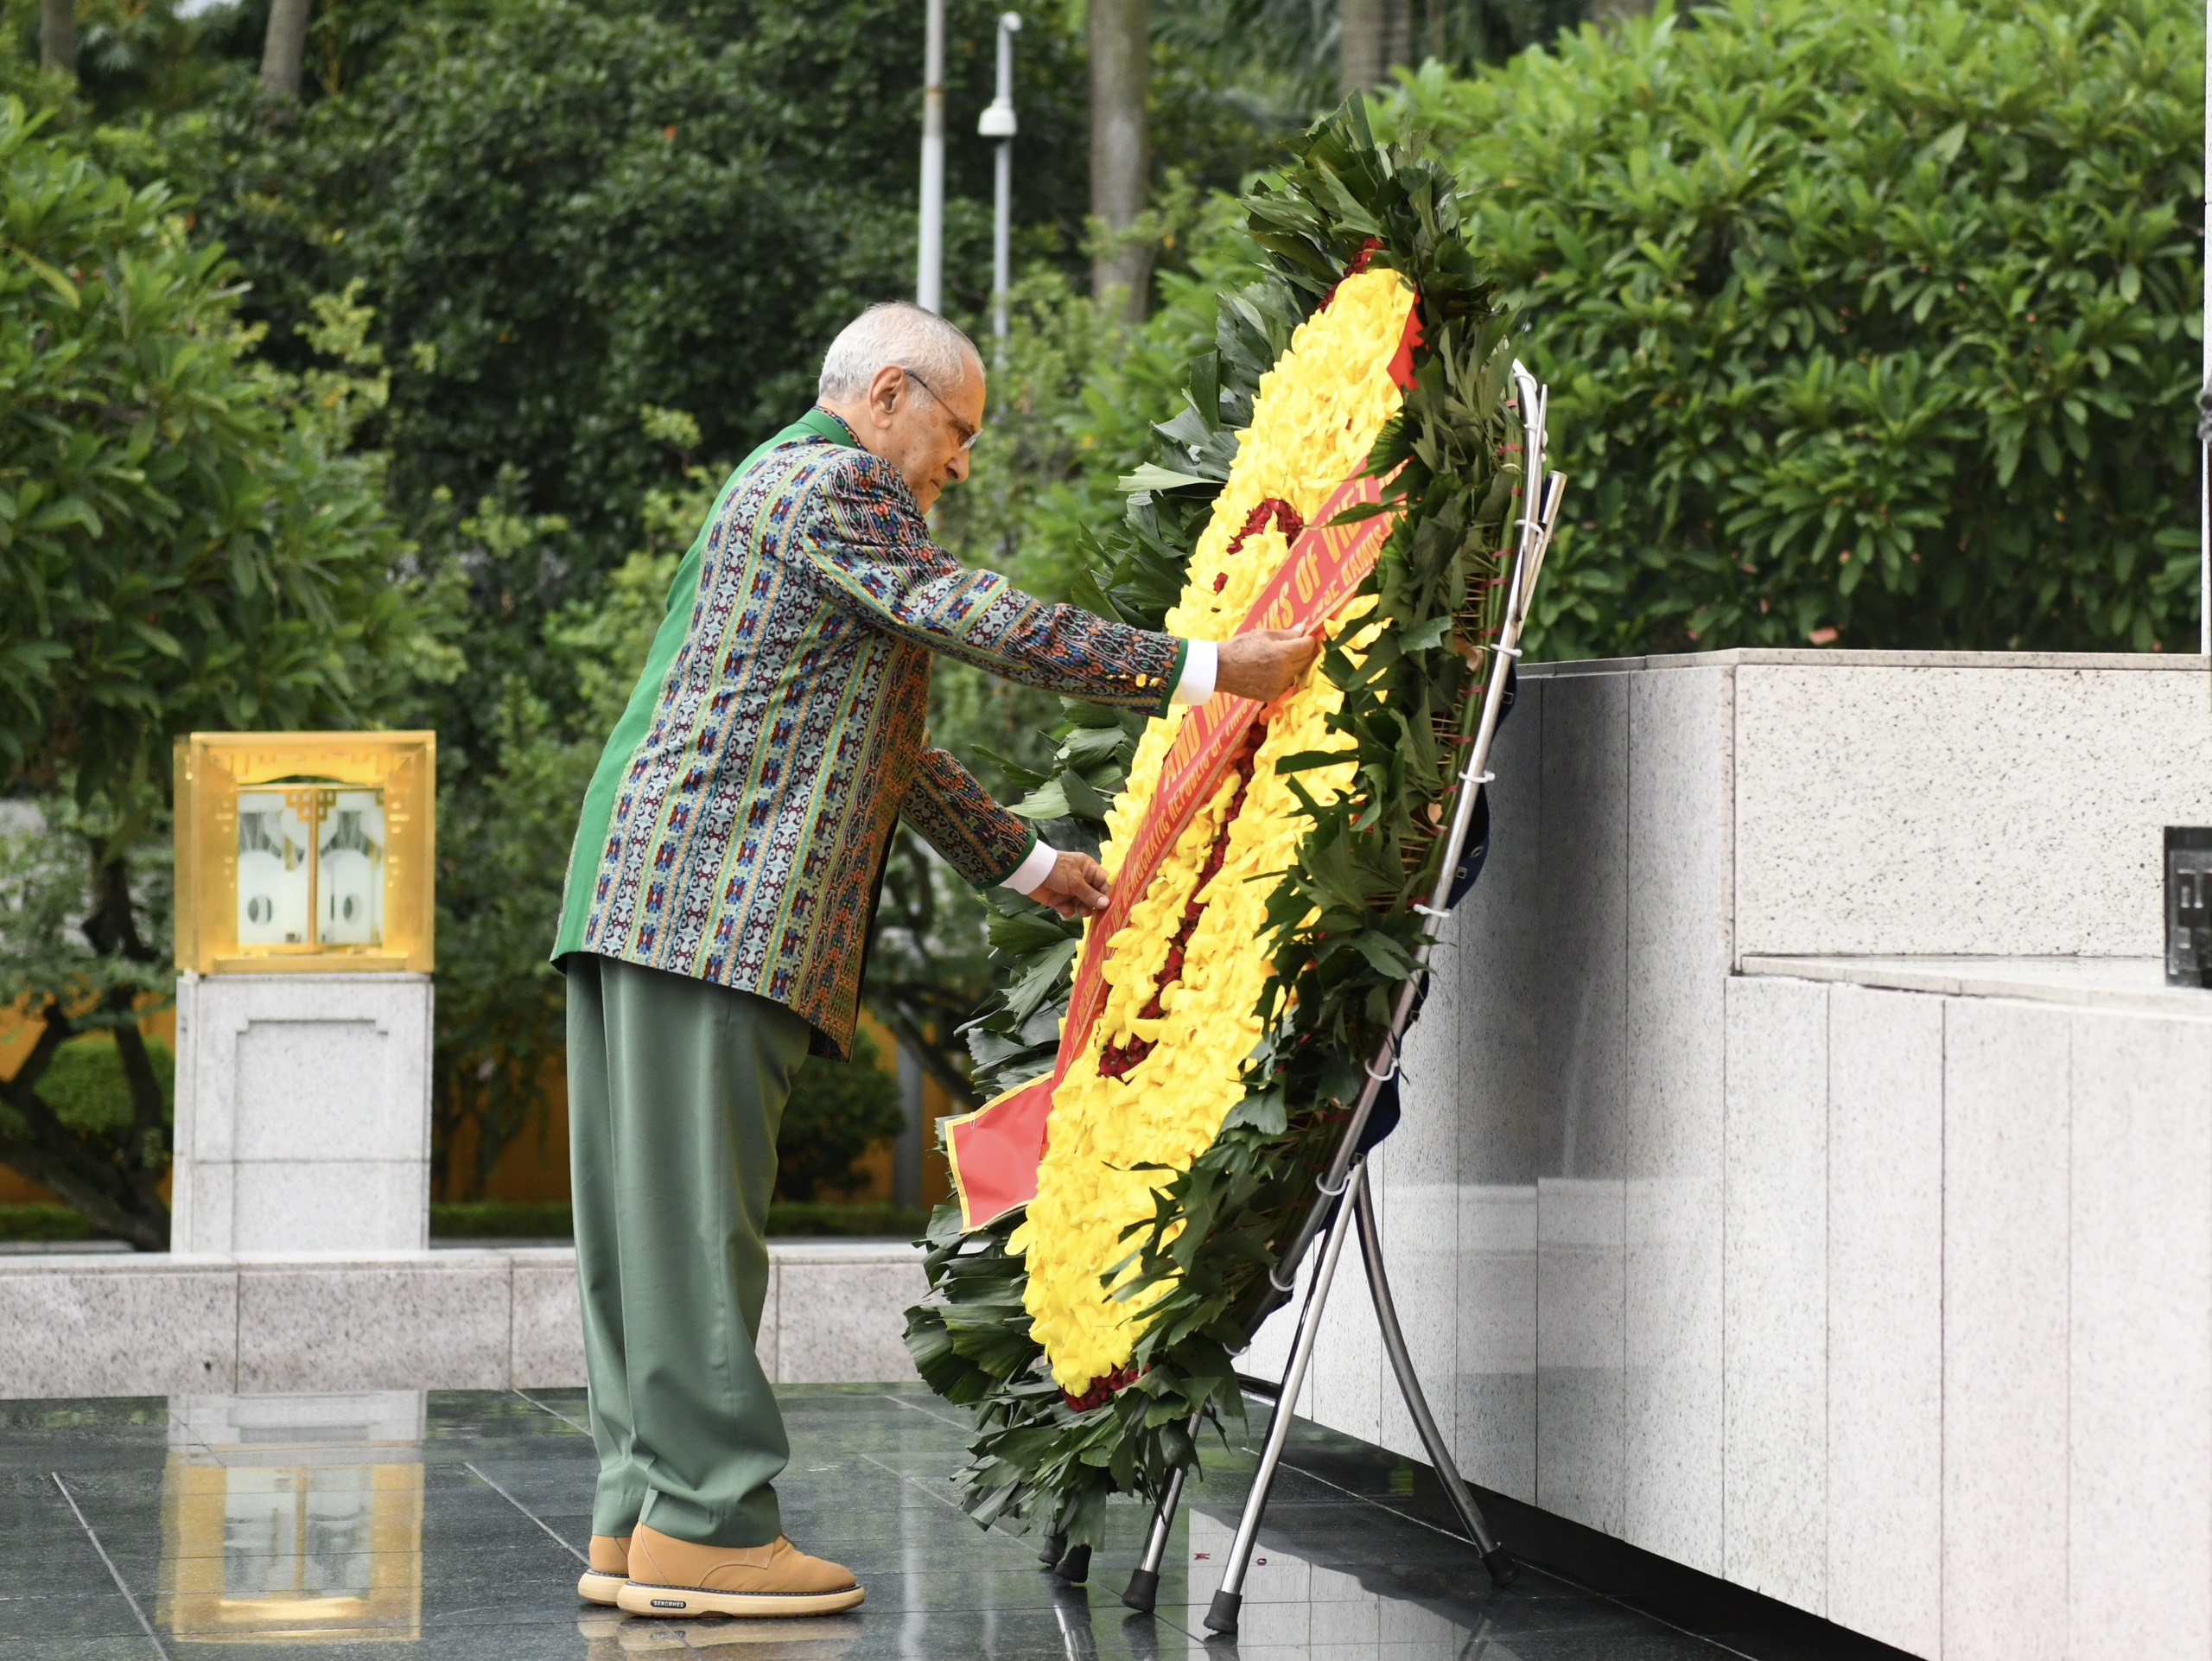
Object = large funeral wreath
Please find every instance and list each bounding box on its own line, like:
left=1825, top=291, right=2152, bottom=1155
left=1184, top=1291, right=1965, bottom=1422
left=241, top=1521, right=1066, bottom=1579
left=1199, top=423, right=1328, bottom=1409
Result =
left=904, top=100, right=1529, bottom=1550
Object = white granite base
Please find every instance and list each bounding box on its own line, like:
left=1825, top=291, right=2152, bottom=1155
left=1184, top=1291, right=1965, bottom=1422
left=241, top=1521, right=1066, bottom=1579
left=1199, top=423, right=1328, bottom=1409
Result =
left=172, top=973, right=434, bottom=1255
left=1279, top=651, right=2212, bottom=1661
left=0, top=1242, right=926, bottom=1398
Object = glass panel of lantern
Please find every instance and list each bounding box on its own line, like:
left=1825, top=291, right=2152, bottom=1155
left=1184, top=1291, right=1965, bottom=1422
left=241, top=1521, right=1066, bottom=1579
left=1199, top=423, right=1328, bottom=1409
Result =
left=318, top=788, right=387, bottom=948
left=236, top=788, right=316, bottom=947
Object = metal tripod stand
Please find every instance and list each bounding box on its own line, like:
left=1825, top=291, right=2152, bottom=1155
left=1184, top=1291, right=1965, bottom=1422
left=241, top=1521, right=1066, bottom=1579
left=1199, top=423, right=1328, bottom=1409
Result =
left=1116, top=1162, right=1517, bottom=1628
left=1117, top=362, right=1566, bottom=1634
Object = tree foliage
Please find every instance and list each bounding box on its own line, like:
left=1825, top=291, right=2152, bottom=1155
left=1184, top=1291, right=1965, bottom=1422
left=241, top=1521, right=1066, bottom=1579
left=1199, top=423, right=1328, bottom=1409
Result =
left=33, top=1030, right=174, bottom=1135
left=0, top=103, right=420, bottom=800
left=972, top=0, right=2206, bottom=660
left=0, top=99, right=435, bottom=1243
left=10, top=0, right=2199, bottom=1238
left=175, top=0, right=1276, bottom=566
left=420, top=449, right=690, bottom=1200
left=1390, top=0, right=2204, bottom=653
left=99, top=0, right=1281, bottom=1196
left=1157, top=0, right=1588, bottom=117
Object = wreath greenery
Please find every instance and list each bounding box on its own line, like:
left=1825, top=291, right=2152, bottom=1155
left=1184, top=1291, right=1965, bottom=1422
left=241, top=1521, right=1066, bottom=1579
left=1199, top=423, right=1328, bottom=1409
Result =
left=902, top=99, right=1525, bottom=1549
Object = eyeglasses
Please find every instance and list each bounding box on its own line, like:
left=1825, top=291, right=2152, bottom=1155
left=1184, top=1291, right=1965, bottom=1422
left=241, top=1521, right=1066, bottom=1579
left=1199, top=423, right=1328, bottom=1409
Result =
left=901, top=366, right=981, bottom=452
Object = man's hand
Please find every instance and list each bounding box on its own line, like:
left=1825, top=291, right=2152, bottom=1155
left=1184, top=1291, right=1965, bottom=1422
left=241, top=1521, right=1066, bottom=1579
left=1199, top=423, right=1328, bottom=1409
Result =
left=1216, top=627, right=1324, bottom=703
left=1031, top=850, right=1112, bottom=920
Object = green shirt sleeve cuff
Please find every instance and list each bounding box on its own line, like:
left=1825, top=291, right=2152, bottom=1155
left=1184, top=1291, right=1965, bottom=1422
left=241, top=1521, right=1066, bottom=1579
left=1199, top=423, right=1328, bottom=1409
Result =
left=979, top=825, right=1041, bottom=890
left=1154, top=637, right=1191, bottom=719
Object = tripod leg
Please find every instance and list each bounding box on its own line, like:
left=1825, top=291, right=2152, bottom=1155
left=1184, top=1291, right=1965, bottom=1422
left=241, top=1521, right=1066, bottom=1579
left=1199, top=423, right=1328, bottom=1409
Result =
left=1124, top=1405, right=1205, bottom=1613
left=1122, top=1456, right=1188, bottom=1613
left=1202, top=1178, right=1362, bottom=1636
left=1352, top=1167, right=1516, bottom=1587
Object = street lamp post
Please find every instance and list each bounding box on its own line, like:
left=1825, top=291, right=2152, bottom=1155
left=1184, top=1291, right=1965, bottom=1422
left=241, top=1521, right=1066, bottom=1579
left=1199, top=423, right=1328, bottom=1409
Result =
left=979, top=13, right=1022, bottom=366
left=917, top=0, right=946, bottom=314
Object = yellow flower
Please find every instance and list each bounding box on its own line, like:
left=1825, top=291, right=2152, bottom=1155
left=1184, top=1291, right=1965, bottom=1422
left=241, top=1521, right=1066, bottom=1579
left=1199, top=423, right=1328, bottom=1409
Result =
left=1019, top=270, right=1416, bottom=1392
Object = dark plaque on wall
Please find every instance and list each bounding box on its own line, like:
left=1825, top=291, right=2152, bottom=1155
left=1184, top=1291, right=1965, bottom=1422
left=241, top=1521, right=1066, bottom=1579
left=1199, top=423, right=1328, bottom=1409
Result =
left=2169, top=828, right=2212, bottom=989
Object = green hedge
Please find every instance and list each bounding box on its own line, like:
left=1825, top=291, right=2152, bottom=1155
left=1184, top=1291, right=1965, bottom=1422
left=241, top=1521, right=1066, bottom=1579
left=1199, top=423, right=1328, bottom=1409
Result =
left=766, top=1201, right=929, bottom=1238
left=1390, top=0, right=2204, bottom=655
left=0, top=1199, right=927, bottom=1244
left=0, top=1205, right=97, bottom=1243
left=429, top=1201, right=575, bottom=1239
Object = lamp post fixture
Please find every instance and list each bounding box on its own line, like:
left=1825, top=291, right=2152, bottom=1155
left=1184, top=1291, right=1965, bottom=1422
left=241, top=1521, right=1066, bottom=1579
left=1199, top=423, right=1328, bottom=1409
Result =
left=978, top=12, right=1022, bottom=366
left=917, top=0, right=946, bottom=313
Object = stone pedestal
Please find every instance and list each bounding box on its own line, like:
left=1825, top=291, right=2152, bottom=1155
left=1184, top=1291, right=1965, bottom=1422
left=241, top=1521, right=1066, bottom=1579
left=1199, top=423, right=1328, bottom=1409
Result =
left=171, top=972, right=433, bottom=1255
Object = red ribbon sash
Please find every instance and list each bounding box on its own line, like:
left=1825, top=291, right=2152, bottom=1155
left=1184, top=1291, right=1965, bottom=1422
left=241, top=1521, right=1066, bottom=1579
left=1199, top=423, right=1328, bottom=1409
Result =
left=944, top=469, right=1402, bottom=1229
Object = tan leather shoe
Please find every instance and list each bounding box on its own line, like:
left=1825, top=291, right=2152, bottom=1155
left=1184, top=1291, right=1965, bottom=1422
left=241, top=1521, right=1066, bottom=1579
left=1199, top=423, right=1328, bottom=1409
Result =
left=578, top=1533, right=631, bottom=1606
left=614, top=1522, right=864, bottom=1618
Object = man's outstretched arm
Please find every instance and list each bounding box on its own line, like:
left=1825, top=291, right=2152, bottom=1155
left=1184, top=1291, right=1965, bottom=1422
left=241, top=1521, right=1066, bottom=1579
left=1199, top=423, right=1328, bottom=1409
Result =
left=803, top=454, right=1316, bottom=712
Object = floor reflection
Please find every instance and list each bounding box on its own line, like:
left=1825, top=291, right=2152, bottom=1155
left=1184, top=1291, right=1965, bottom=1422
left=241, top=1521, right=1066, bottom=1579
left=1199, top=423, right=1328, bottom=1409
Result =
left=9, top=1384, right=1734, bottom=1658
left=159, top=1391, right=425, bottom=1644
left=575, top=1607, right=865, bottom=1658
left=1045, top=1577, right=1099, bottom=1660
left=1177, top=1508, right=1506, bottom=1657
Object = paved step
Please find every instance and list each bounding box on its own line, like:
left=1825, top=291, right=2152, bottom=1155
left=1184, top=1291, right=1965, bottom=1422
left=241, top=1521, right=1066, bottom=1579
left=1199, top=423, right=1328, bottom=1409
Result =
left=0, top=1239, right=925, bottom=1397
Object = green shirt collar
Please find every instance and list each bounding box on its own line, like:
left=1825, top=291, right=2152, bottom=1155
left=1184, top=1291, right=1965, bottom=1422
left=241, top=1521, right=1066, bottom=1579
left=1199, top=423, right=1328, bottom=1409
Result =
left=801, top=406, right=859, bottom=447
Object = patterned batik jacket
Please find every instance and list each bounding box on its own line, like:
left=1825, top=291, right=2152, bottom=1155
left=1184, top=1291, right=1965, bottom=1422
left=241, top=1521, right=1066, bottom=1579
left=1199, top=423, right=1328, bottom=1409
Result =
left=552, top=408, right=1189, bottom=1058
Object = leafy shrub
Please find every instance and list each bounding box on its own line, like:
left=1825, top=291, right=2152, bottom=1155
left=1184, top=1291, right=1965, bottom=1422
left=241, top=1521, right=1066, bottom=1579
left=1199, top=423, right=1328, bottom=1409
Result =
left=1388, top=0, right=2204, bottom=654
left=775, top=1030, right=906, bottom=1203
left=26, top=1034, right=174, bottom=1139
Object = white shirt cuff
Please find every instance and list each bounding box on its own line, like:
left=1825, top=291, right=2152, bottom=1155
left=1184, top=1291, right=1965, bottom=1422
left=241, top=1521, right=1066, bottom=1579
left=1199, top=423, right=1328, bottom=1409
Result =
left=1001, top=838, right=1060, bottom=896
left=1170, top=639, right=1217, bottom=706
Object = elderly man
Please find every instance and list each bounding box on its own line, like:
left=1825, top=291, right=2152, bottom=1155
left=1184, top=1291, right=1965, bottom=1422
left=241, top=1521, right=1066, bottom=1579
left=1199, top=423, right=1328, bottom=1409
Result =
left=550, top=302, right=1317, bottom=1619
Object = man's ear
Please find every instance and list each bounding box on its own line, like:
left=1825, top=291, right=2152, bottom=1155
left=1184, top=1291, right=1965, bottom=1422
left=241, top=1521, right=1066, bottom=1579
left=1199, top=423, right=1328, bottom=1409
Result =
left=867, top=365, right=904, bottom=426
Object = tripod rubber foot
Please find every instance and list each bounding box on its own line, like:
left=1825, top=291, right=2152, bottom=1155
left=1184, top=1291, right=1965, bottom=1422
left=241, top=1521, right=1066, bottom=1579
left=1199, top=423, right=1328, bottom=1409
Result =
left=1056, top=1543, right=1091, bottom=1584
left=1122, top=1568, right=1160, bottom=1613
left=1038, top=1532, right=1066, bottom=1570
left=1204, top=1588, right=1242, bottom=1634
left=1481, top=1544, right=1518, bottom=1587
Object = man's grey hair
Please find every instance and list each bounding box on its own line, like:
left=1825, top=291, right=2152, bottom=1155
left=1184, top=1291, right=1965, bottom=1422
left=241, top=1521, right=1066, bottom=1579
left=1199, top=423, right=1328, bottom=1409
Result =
left=817, top=303, right=982, bottom=401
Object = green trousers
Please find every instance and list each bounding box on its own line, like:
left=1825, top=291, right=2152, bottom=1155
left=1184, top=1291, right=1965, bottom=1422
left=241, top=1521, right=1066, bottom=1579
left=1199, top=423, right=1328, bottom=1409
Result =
left=565, top=951, right=813, bottom=1548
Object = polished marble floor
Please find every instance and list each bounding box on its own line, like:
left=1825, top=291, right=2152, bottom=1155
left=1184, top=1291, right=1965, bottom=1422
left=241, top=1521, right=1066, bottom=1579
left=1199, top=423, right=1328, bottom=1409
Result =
left=3, top=1384, right=1743, bottom=1660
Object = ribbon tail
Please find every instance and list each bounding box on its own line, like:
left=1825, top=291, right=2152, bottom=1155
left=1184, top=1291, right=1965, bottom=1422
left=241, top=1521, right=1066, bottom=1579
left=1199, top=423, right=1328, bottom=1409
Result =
left=944, top=1074, right=1058, bottom=1230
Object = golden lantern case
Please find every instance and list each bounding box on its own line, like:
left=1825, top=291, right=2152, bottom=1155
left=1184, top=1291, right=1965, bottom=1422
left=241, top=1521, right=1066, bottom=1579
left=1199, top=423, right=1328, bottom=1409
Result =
left=175, top=733, right=435, bottom=976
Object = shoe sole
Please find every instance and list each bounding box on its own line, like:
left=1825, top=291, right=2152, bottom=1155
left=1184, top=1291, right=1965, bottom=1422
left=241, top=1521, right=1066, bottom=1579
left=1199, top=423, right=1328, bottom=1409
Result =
left=577, top=1569, right=626, bottom=1606
left=616, top=1580, right=866, bottom=1619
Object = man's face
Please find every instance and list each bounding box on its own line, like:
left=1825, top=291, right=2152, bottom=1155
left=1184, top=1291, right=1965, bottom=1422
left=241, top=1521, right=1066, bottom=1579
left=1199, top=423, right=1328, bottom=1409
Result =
left=849, top=359, right=985, bottom=515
